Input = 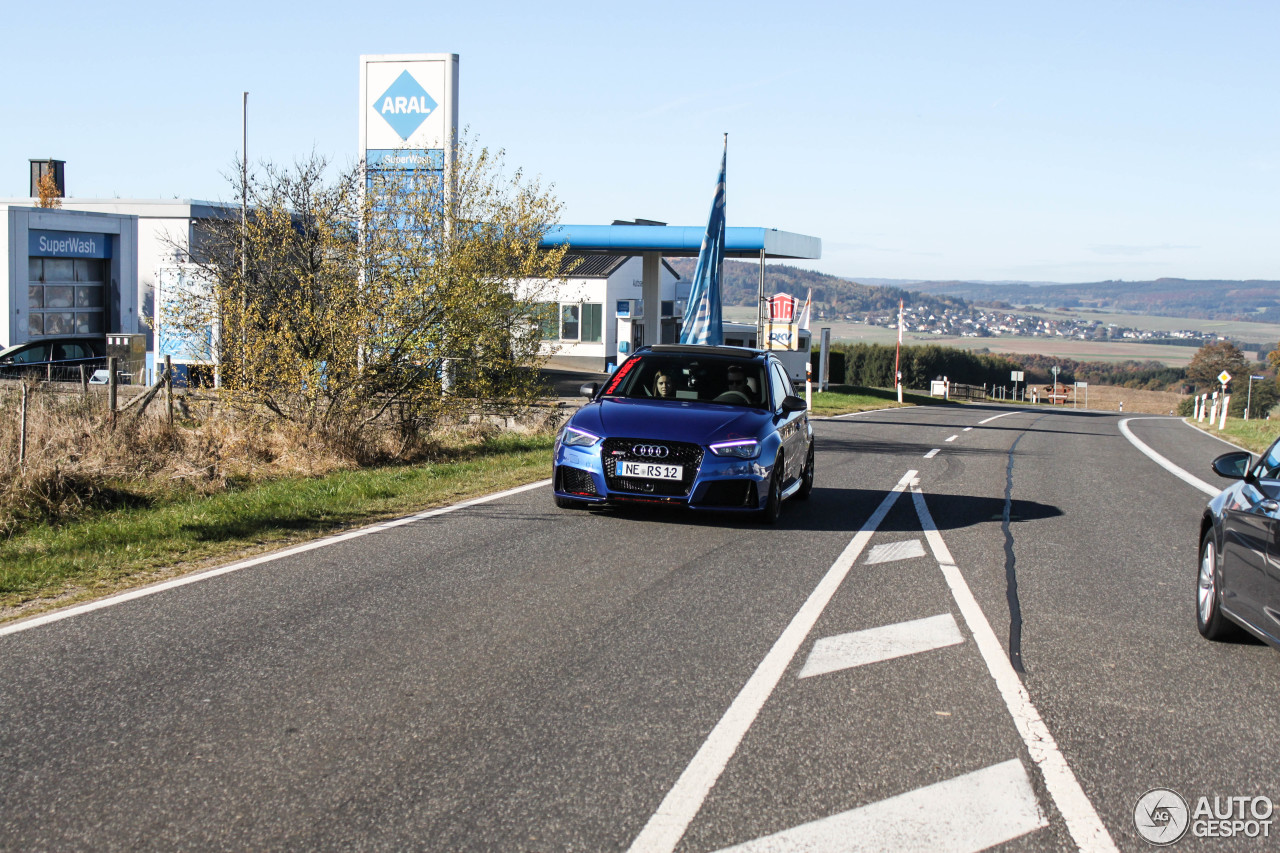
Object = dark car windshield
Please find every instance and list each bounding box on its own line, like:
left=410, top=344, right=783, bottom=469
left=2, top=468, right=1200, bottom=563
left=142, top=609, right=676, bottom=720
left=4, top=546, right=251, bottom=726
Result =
left=601, top=353, right=767, bottom=407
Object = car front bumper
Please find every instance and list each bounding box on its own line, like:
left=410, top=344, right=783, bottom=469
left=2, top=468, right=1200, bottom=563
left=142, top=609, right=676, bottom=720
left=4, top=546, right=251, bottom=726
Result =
left=552, top=442, right=772, bottom=511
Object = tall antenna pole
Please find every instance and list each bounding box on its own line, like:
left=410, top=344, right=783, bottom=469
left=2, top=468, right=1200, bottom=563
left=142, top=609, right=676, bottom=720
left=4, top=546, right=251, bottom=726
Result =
left=241, top=92, right=248, bottom=284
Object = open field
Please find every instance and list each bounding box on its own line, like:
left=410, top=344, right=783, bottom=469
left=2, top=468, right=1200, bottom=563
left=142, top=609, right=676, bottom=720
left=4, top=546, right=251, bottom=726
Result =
left=1014, top=306, right=1280, bottom=344
left=723, top=307, right=1270, bottom=367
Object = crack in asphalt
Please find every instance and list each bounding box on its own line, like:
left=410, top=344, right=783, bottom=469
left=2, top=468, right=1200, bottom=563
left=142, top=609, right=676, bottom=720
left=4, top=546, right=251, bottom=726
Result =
left=1004, top=428, right=1027, bottom=674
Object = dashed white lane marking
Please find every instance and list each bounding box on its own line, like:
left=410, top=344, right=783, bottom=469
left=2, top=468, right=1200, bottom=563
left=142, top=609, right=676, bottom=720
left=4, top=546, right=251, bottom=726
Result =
left=923, top=448, right=940, bottom=459
left=798, top=614, right=963, bottom=679
left=978, top=411, right=1024, bottom=424
left=963, top=427, right=973, bottom=431
left=911, top=483, right=1118, bottom=852
left=865, top=539, right=926, bottom=564
left=626, top=471, right=918, bottom=853
left=0, top=479, right=554, bottom=639
left=715, top=759, right=1046, bottom=853
left=945, top=435, right=959, bottom=442
left=1119, top=417, right=1219, bottom=497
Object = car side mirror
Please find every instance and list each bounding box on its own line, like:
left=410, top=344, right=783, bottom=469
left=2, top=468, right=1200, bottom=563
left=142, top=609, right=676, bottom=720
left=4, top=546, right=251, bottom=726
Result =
left=580, top=382, right=599, bottom=399
left=1211, top=451, right=1253, bottom=481
left=780, top=395, right=807, bottom=414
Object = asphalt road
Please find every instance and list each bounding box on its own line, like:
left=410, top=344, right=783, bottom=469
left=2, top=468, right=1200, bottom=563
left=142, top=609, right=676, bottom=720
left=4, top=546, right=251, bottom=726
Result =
left=2, top=404, right=1278, bottom=851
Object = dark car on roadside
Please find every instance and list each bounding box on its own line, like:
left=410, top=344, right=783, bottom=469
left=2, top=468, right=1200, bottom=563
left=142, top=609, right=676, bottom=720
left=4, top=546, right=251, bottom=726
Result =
left=551, top=344, right=814, bottom=522
left=0, top=337, right=106, bottom=381
left=1198, top=439, right=1280, bottom=648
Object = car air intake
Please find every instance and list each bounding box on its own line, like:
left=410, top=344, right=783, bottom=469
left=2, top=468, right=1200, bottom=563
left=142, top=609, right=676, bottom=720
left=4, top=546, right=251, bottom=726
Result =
left=557, top=466, right=599, bottom=496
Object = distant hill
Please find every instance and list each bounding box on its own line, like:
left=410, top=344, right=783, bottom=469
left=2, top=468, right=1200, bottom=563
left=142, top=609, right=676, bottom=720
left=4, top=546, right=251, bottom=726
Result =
left=667, top=259, right=971, bottom=316
left=897, top=278, right=1280, bottom=322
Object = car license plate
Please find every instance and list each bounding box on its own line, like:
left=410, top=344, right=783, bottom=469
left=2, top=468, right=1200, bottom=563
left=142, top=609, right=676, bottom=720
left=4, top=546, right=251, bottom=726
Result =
left=619, top=461, right=683, bottom=481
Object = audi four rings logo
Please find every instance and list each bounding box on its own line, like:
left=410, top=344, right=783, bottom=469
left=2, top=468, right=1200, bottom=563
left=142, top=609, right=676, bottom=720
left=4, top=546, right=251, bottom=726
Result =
left=632, top=444, right=669, bottom=459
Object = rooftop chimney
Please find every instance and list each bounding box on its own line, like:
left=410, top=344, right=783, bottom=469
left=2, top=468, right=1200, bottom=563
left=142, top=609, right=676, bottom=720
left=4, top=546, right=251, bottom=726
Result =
left=30, top=159, right=65, bottom=198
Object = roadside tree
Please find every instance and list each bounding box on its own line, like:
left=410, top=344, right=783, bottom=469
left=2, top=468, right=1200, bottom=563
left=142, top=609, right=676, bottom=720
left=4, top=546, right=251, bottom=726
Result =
left=1186, top=340, right=1248, bottom=391
left=168, top=139, right=567, bottom=458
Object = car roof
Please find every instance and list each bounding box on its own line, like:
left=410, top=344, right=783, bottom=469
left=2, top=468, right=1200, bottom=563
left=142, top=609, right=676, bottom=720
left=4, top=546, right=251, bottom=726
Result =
left=639, top=344, right=766, bottom=360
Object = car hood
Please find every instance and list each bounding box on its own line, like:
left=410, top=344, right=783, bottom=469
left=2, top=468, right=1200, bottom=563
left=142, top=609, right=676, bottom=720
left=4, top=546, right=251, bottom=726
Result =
left=573, top=398, right=770, bottom=444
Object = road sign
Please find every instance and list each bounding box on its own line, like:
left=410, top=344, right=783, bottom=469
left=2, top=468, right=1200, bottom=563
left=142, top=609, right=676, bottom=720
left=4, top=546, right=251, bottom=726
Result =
left=1075, top=381, right=1088, bottom=388
left=1251, top=374, right=1266, bottom=381
left=1011, top=371, right=1024, bottom=382
left=1218, top=370, right=1232, bottom=385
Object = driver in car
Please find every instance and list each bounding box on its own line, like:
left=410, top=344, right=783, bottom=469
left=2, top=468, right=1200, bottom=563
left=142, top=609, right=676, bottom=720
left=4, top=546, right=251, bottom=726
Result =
left=724, top=366, right=756, bottom=404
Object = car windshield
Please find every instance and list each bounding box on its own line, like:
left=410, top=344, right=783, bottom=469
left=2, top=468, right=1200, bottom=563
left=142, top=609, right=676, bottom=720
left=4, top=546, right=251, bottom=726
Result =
left=601, top=354, right=767, bottom=407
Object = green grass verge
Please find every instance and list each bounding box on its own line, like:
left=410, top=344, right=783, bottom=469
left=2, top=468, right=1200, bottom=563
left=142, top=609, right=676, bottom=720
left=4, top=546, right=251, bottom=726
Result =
left=810, top=385, right=953, bottom=416
left=0, top=434, right=554, bottom=619
left=1188, top=418, right=1280, bottom=454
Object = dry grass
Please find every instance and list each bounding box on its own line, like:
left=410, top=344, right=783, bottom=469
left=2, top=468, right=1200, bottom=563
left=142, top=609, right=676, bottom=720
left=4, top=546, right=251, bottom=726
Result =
left=0, top=385, right=441, bottom=537
left=1029, top=383, right=1187, bottom=415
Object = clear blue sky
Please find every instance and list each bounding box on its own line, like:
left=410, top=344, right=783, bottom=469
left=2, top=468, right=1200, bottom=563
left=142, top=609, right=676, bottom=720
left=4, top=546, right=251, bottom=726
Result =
left=6, top=0, right=1278, bottom=283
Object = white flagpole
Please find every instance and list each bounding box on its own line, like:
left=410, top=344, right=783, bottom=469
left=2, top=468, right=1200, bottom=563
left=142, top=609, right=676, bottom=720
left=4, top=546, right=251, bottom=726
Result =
left=896, top=298, right=904, bottom=403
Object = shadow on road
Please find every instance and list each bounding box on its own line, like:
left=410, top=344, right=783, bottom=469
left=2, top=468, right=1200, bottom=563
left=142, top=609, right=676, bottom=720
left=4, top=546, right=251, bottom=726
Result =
left=516, top=485, right=1062, bottom=534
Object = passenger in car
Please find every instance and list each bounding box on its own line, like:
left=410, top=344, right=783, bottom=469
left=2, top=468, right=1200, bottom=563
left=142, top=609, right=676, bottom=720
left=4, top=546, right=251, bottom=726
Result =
left=654, top=370, right=677, bottom=399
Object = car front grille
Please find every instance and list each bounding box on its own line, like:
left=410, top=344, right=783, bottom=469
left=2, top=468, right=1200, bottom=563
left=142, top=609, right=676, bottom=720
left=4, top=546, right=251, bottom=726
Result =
left=602, top=438, right=703, bottom=498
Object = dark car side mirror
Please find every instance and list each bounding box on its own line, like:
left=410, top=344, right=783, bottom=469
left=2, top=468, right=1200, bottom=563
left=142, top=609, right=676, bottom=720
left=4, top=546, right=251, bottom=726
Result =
left=580, top=382, right=599, bottom=399
left=780, top=395, right=807, bottom=414
left=1210, top=451, right=1253, bottom=480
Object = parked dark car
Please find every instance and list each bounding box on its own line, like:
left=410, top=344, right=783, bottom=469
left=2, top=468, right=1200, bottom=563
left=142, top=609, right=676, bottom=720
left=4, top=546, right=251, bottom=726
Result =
left=1198, top=441, right=1280, bottom=647
left=552, top=344, right=814, bottom=522
left=0, top=337, right=106, bottom=381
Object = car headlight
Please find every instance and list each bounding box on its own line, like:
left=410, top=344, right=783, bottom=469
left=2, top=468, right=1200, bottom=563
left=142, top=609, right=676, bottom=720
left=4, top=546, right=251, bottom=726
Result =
left=710, top=439, right=760, bottom=459
left=561, top=426, right=603, bottom=448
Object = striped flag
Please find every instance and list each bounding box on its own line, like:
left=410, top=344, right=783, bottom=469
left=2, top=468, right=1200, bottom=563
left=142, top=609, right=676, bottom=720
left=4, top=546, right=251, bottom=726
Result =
left=680, top=137, right=727, bottom=346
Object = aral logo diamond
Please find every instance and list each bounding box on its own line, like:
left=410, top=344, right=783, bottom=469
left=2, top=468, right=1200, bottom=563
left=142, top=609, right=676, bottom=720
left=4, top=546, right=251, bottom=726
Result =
left=375, top=70, right=438, bottom=141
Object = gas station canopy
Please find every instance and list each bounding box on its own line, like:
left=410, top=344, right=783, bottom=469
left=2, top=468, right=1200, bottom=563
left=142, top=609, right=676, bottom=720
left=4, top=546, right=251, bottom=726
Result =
left=540, top=225, right=821, bottom=260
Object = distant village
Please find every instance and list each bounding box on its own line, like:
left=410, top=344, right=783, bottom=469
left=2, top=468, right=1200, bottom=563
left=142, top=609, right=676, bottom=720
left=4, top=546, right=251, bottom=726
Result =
left=851, top=306, right=1224, bottom=347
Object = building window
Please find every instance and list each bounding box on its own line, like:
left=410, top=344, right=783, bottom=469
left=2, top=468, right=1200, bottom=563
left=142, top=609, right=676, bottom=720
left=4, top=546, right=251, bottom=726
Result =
left=535, top=303, right=558, bottom=340
left=560, top=304, right=580, bottom=340
left=582, top=303, right=602, bottom=343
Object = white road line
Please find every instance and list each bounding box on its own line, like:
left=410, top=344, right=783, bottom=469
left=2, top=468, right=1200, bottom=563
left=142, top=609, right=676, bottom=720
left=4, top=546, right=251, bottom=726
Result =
left=978, top=411, right=1024, bottom=424
left=911, top=484, right=1118, bottom=853
left=865, top=539, right=926, bottom=564
left=963, top=427, right=973, bottom=431
left=945, top=435, right=959, bottom=442
left=626, top=471, right=918, bottom=853
left=715, top=759, right=1046, bottom=853
left=828, top=405, right=923, bottom=420
left=0, top=479, right=554, bottom=639
left=1118, top=418, right=1219, bottom=497
left=923, top=448, right=940, bottom=458
left=797, top=614, right=963, bottom=679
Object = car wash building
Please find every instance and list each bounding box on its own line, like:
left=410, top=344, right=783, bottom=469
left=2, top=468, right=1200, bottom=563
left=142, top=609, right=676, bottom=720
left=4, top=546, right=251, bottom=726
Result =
left=0, top=202, right=141, bottom=352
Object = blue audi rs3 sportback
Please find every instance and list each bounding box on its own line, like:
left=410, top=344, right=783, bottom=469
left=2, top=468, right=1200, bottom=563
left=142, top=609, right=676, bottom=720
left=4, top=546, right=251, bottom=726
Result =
left=552, top=345, right=814, bottom=522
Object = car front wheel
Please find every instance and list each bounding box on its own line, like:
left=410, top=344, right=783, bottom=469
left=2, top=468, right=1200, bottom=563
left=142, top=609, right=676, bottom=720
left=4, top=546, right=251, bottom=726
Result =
left=796, top=442, right=814, bottom=501
left=758, top=457, right=783, bottom=524
left=1197, top=530, right=1238, bottom=640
